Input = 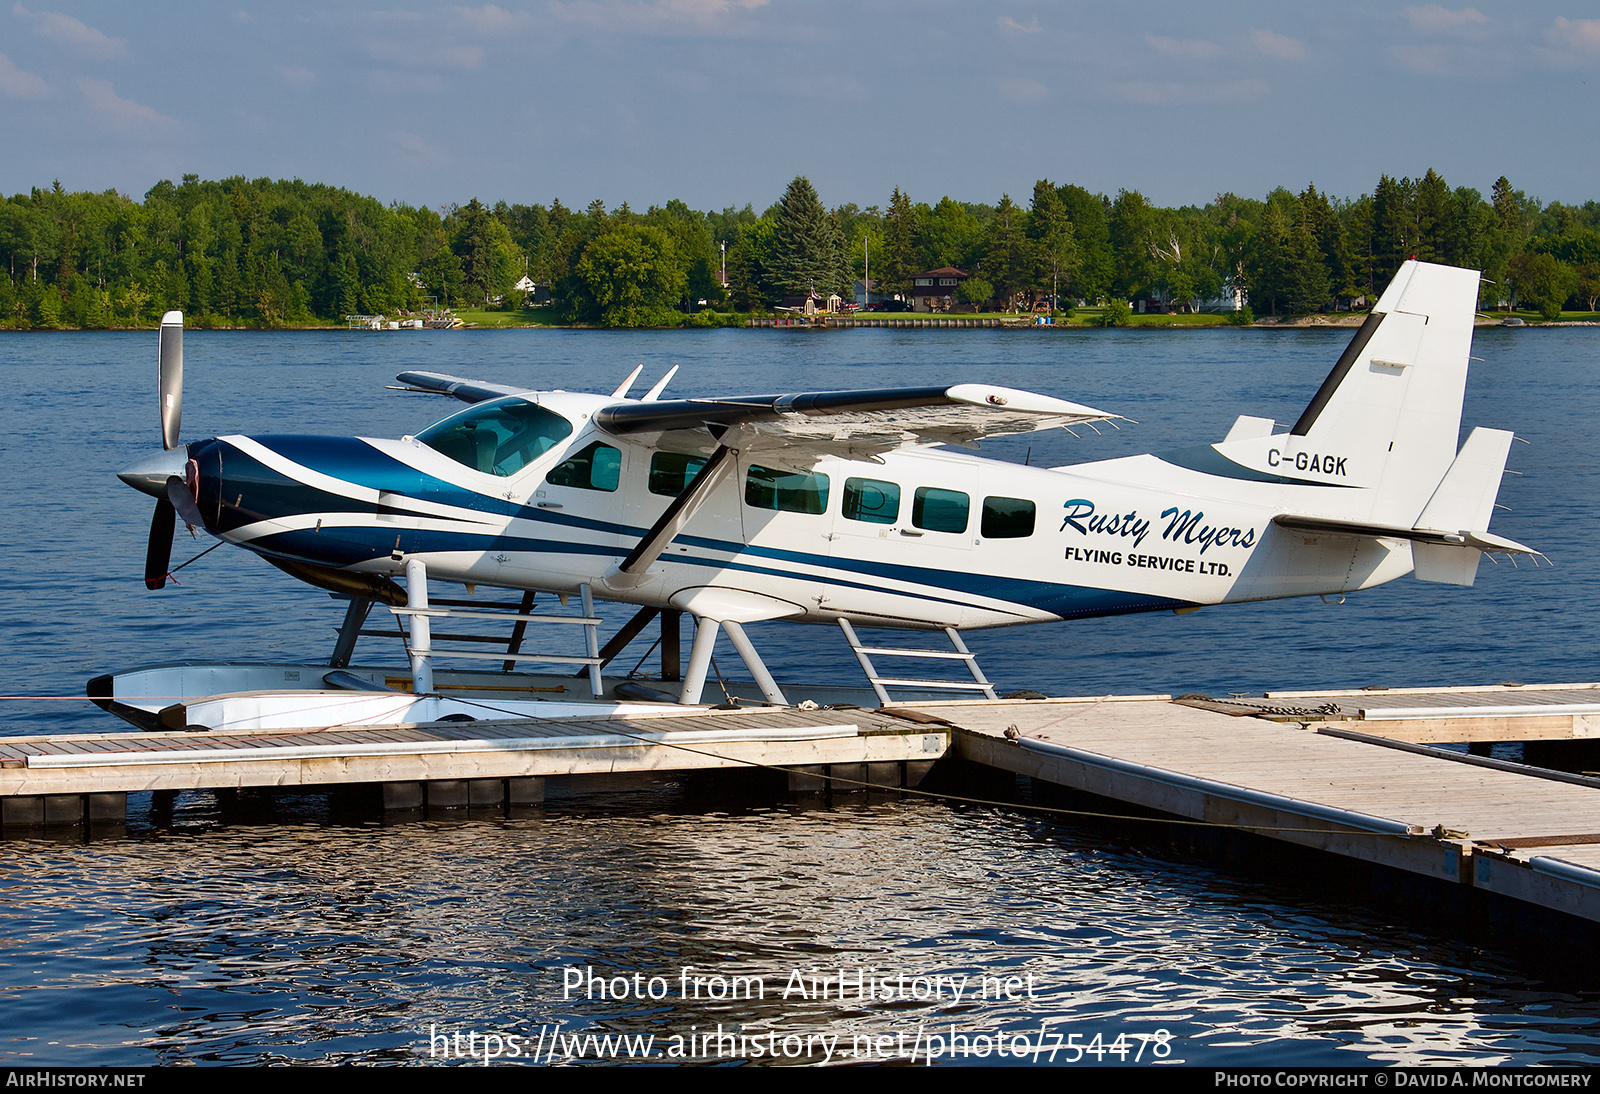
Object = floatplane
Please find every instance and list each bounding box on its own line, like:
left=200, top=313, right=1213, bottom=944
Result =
left=94, top=260, right=1537, bottom=732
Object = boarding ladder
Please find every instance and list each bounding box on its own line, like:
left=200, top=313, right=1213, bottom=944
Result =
left=838, top=619, right=998, bottom=707
left=331, top=560, right=604, bottom=698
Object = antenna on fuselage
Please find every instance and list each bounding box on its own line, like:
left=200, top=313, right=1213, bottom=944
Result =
left=611, top=363, right=644, bottom=399
left=642, top=365, right=679, bottom=403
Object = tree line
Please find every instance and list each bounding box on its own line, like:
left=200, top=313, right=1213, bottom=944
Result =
left=3, top=170, right=1597, bottom=329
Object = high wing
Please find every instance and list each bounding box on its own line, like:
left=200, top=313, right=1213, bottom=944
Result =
left=394, top=371, right=526, bottom=403
left=397, top=370, right=1120, bottom=458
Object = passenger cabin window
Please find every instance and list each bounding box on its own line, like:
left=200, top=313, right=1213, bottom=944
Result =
left=546, top=441, right=621, bottom=492
left=842, top=477, right=900, bottom=524
left=981, top=496, right=1036, bottom=538
left=649, top=452, right=707, bottom=497
left=912, top=487, right=969, bottom=533
left=415, top=397, right=573, bottom=477
left=746, top=465, right=829, bottom=514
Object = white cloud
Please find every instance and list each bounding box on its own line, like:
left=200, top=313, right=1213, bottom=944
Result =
left=997, top=15, right=1039, bottom=34
left=0, top=51, right=48, bottom=98
left=1547, top=16, right=1600, bottom=59
left=1406, top=5, right=1487, bottom=35
left=396, top=130, right=443, bottom=163
left=1000, top=76, right=1047, bottom=103
left=78, top=78, right=176, bottom=132
left=1146, top=35, right=1222, bottom=59
left=1114, top=78, right=1267, bottom=105
left=546, top=0, right=769, bottom=35
left=458, top=4, right=533, bottom=33
left=13, top=3, right=126, bottom=58
left=1250, top=28, right=1304, bottom=60
left=278, top=66, right=315, bottom=87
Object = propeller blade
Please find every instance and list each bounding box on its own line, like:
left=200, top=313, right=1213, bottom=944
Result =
left=159, top=310, right=183, bottom=450
left=165, top=474, right=204, bottom=529
left=145, top=497, right=176, bottom=590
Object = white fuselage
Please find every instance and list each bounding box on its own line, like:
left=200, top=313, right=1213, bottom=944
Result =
left=213, top=389, right=1414, bottom=631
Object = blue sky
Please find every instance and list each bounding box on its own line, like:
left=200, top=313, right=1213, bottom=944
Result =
left=1, top=1, right=1595, bottom=212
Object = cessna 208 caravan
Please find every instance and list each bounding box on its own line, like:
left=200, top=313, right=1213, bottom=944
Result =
left=103, top=259, right=1536, bottom=729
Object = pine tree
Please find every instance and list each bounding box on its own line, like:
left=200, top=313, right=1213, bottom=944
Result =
left=983, top=195, right=1035, bottom=309
left=879, top=187, right=919, bottom=295
left=769, top=177, right=831, bottom=297
left=1029, top=180, right=1077, bottom=308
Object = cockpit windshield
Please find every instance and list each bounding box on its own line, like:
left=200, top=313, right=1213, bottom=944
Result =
left=415, top=397, right=574, bottom=476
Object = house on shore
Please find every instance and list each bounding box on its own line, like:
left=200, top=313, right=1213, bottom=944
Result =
left=908, top=267, right=969, bottom=312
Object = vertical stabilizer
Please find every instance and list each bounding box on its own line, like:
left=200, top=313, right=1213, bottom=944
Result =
left=1289, top=260, right=1481, bottom=525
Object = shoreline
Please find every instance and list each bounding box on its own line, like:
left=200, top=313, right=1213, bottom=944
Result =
left=3, top=317, right=1594, bottom=333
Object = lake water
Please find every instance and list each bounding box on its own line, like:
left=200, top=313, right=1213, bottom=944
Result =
left=0, top=324, right=1597, bottom=1066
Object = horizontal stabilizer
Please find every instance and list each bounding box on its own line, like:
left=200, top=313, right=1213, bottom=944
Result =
left=1273, top=514, right=1536, bottom=555
left=394, top=371, right=526, bottom=403
left=1415, top=427, right=1514, bottom=534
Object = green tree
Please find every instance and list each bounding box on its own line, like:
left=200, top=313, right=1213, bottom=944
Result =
left=1507, top=252, right=1572, bottom=320
left=727, top=218, right=777, bottom=310
left=981, top=194, right=1035, bottom=309
left=1029, top=180, right=1078, bottom=308
left=1057, top=184, right=1113, bottom=303
left=879, top=187, right=920, bottom=295
left=769, top=177, right=839, bottom=297
left=575, top=224, right=687, bottom=327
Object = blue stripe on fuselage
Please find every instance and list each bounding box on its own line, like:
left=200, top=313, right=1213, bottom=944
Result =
left=246, top=436, right=1195, bottom=622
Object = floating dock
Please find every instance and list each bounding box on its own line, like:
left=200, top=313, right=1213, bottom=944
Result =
left=7, top=682, right=1600, bottom=934
left=0, top=705, right=944, bottom=820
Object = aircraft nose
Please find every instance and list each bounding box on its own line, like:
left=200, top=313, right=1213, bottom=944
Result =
left=117, top=449, right=189, bottom=499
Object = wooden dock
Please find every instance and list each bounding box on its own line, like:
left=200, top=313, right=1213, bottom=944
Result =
left=0, top=706, right=947, bottom=822
left=931, top=689, right=1600, bottom=925
left=10, top=681, right=1600, bottom=935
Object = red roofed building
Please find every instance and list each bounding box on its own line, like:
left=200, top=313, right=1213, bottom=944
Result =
left=907, top=267, right=970, bottom=312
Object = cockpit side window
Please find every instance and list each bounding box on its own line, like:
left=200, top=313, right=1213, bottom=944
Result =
left=649, top=452, right=707, bottom=497
left=415, top=398, right=574, bottom=477
left=547, top=441, right=621, bottom=491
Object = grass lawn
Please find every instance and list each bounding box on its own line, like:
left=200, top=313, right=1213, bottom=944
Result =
left=1495, top=309, right=1600, bottom=323
left=454, top=306, right=561, bottom=327
left=1066, top=307, right=1229, bottom=327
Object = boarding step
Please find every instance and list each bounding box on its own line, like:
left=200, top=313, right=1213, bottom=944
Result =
left=838, top=619, right=998, bottom=707
left=328, top=563, right=604, bottom=699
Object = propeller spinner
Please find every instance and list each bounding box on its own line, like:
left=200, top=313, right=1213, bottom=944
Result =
left=117, top=311, right=189, bottom=589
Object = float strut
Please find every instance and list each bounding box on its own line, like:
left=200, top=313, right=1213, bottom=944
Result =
left=678, top=616, right=721, bottom=705
left=404, top=557, right=434, bottom=695
left=329, top=597, right=373, bottom=668
left=723, top=620, right=787, bottom=706
left=579, top=583, right=602, bottom=700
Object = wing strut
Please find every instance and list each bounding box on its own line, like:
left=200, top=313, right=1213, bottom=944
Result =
left=606, top=442, right=737, bottom=587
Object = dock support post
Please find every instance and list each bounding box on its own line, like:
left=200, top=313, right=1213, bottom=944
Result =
left=722, top=620, right=788, bottom=706
left=661, top=610, right=682, bottom=681
left=679, top=616, right=721, bottom=705
left=87, top=793, right=126, bottom=823
left=404, top=558, right=434, bottom=696
left=381, top=782, right=423, bottom=810
left=509, top=777, right=545, bottom=805
left=329, top=597, right=373, bottom=668
left=579, top=583, right=603, bottom=700
left=786, top=766, right=826, bottom=793
left=1, top=797, right=43, bottom=827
